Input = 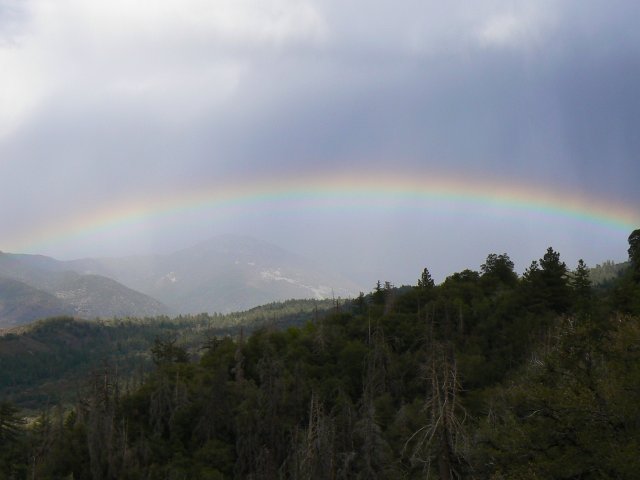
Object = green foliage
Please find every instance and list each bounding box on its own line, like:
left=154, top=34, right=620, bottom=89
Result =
left=609, top=235, right=640, bottom=314
left=628, top=229, right=640, bottom=268
left=480, top=253, right=518, bottom=289
left=151, top=336, right=190, bottom=365
left=2, top=234, right=640, bottom=478
left=0, top=299, right=334, bottom=411
left=0, top=401, right=24, bottom=445
left=417, top=267, right=435, bottom=289
left=589, top=259, right=629, bottom=286
left=475, top=315, right=640, bottom=479
left=0, top=401, right=27, bottom=479
left=538, top=247, right=572, bottom=314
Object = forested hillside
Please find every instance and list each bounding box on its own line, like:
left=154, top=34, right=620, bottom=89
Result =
left=1, top=230, right=639, bottom=479
left=0, top=299, right=336, bottom=411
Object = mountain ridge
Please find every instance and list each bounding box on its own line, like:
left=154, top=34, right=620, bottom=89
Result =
left=0, top=235, right=362, bottom=326
left=0, top=252, right=169, bottom=327
left=64, top=234, right=362, bottom=314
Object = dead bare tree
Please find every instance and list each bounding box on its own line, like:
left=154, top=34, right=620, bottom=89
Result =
left=405, top=341, right=469, bottom=479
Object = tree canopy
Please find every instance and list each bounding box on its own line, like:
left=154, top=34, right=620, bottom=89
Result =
left=1, top=234, right=639, bottom=479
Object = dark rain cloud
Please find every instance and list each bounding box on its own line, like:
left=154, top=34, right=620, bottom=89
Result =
left=1, top=0, right=639, bottom=281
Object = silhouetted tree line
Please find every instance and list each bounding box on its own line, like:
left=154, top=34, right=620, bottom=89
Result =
left=1, top=229, right=640, bottom=479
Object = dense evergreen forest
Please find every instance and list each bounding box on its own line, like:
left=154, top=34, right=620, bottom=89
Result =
left=0, top=299, right=336, bottom=410
left=1, top=230, right=640, bottom=479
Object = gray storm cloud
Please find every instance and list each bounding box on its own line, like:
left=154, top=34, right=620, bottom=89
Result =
left=1, top=0, right=638, bottom=283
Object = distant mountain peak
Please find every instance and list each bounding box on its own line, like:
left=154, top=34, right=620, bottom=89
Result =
left=0, top=254, right=168, bottom=327
left=1, top=235, right=363, bottom=322
left=61, top=235, right=363, bottom=314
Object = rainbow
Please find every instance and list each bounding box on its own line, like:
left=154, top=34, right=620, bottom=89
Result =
left=5, top=171, right=639, bottom=253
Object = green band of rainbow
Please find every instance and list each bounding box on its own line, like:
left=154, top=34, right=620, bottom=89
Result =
left=5, top=172, right=639, bottom=253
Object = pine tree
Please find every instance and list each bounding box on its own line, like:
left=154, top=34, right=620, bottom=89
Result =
left=539, top=247, right=571, bottom=314
left=0, top=402, right=26, bottom=479
left=418, top=268, right=435, bottom=289
left=628, top=229, right=640, bottom=280
left=570, top=259, right=593, bottom=316
left=480, top=253, right=518, bottom=288
left=0, top=402, right=24, bottom=446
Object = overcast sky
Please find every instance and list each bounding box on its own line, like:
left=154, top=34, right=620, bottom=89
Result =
left=1, top=0, right=639, bottom=286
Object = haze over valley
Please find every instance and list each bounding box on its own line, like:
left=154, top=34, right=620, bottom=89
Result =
left=0, top=234, right=361, bottom=327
